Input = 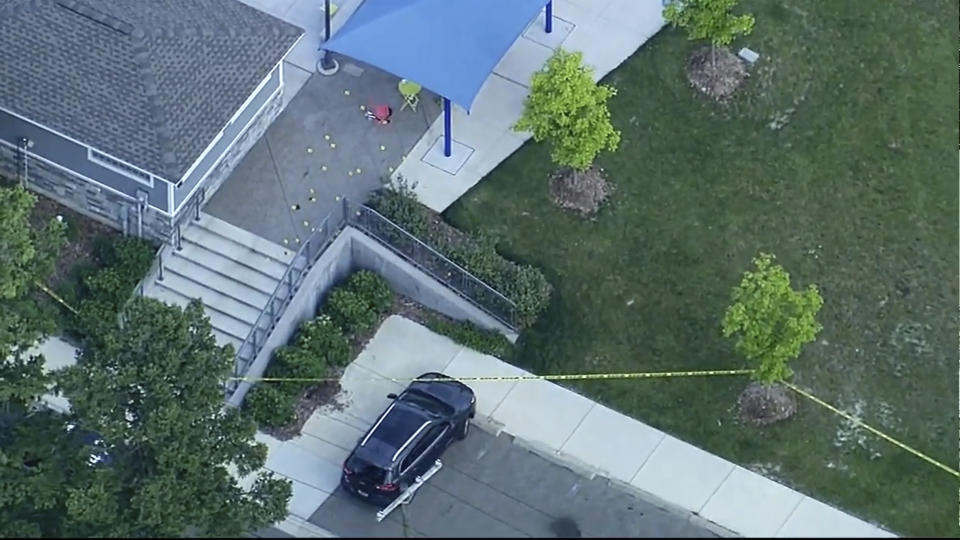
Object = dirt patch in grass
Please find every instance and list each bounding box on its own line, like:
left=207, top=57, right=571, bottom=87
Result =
left=686, top=46, right=747, bottom=101
left=738, top=382, right=798, bottom=425
left=549, top=167, right=614, bottom=216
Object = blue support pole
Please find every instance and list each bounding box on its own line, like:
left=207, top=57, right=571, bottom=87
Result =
left=443, top=98, right=452, bottom=157
left=545, top=1, right=553, bottom=33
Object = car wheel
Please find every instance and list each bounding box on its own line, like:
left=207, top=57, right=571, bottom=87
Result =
left=455, top=418, right=470, bottom=440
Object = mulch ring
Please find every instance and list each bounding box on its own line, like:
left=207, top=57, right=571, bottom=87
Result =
left=686, top=46, right=748, bottom=101
left=549, top=166, right=614, bottom=216
left=737, top=382, right=798, bottom=426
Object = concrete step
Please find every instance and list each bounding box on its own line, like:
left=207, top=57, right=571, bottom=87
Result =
left=144, top=283, right=252, bottom=347
left=154, top=272, right=262, bottom=327
left=164, top=254, right=272, bottom=309
left=175, top=240, right=284, bottom=292
left=181, top=230, right=290, bottom=282
left=196, top=213, right=296, bottom=265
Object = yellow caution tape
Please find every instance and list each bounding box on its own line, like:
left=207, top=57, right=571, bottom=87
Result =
left=782, top=381, right=960, bottom=479
left=228, top=368, right=754, bottom=384
left=34, top=280, right=78, bottom=315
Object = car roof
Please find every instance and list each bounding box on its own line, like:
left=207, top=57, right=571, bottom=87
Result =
left=356, top=401, right=432, bottom=468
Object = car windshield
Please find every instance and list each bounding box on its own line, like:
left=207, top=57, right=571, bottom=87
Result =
left=345, top=455, right=387, bottom=484
left=400, top=389, right=454, bottom=417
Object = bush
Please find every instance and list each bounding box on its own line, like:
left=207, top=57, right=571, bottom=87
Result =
left=344, top=271, right=394, bottom=315
left=426, top=317, right=513, bottom=359
left=245, top=384, right=297, bottom=428
left=67, top=236, right=155, bottom=341
left=369, top=187, right=552, bottom=329
left=295, top=315, right=350, bottom=368
left=324, top=289, right=378, bottom=336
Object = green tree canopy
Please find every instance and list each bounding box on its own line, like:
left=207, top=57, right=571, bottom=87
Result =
left=722, top=253, right=823, bottom=383
left=663, top=0, right=755, bottom=51
left=514, top=49, right=621, bottom=171
left=53, top=297, right=290, bottom=537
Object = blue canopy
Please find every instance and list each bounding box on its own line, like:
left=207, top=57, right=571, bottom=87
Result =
left=324, top=0, right=550, bottom=112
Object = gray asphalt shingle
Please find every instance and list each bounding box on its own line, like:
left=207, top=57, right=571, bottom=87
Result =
left=0, top=0, right=304, bottom=181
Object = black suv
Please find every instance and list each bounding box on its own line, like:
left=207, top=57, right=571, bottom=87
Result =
left=340, top=372, right=476, bottom=506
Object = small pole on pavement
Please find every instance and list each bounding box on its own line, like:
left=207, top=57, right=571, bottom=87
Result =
left=545, top=1, right=553, bottom=33
left=318, top=0, right=339, bottom=74
left=443, top=98, right=452, bottom=157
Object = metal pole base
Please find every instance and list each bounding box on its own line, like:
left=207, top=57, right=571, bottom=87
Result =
left=317, top=51, right=340, bottom=76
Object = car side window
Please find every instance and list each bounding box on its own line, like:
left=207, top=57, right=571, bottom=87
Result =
left=400, top=424, right=445, bottom=473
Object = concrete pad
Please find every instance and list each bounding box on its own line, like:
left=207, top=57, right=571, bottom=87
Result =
left=559, top=404, right=666, bottom=483
left=285, top=477, right=333, bottom=520
left=352, top=316, right=462, bottom=380
left=256, top=430, right=284, bottom=455
left=275, top=515, right=336, bottom=538
left=266, top=442, right=341, bottom=494
left=490, top=379, right=594, bottom=449
left=775, top=496, right=897, bottom=538
left=35, top=336, right=79, bottom=372
left=599, top=0, right=667, bottom=35
left=301, top=412, right=366, bottom=450
left=560, top=0, right=614, bottom=15
left=700, top=466, right=804, bottom=537
left=523, top=13, right=576, bottom=50
left=441, top=347, right=527, bottom=418
left=281, top=63, right=313, bottom=108
left=288, top=431, right=351, bottom=466
left=630, top=436, right=736, bottom=512
left=462, top=74, right=530, bottom=133
left=493, top=37, right=555, bottom=88
left=335, top=363, right=402, bottom=425
left=420, top=136, right=474, bottom=175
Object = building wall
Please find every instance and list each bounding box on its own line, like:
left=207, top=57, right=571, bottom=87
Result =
left=172, top=62, right=283, bottom=215
left=0, top=143, right=173, bottom=240
left=0, top=108, right=171, bottom=213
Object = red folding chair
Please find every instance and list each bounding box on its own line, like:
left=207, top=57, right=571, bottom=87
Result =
left=364, top=103, right=392, bottom=125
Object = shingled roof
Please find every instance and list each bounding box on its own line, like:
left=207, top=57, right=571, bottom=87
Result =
left=0, top=0, right=303, bottom=181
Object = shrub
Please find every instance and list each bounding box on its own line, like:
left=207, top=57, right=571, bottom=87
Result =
left=271, top=346, right=327, bottom=389
left=344, top=271, right=394, bottom=315
left=245, top=384, right=297, bottom=428
left=68, top=236, right=155, bottom=341
left=295, top=315, right=350, bottom=368
left=368, top=188, right=552, bottom=330
left=426, top=317, right=513, bottom=359
left=324, top=289, right=378, bottom=336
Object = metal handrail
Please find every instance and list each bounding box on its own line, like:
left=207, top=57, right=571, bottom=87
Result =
left=230, top=204, right=346, bottom=386
left=343, top=201, right=518, bottom=329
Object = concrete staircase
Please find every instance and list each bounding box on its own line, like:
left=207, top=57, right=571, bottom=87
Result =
left=142, top=213, right=295, bottom=353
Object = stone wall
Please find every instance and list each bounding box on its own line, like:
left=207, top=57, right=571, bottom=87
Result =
left=0, top=143, right=172, bottom=242
left=174, top=87, right=284, bottom=231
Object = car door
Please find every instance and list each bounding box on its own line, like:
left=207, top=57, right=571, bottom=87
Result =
left=399, top=423, right=448, bottom=482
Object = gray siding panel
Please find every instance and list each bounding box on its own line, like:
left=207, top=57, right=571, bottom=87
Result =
left=174, top=63, right=281, bottom=212
left=0, top=109, right=171, bottom=213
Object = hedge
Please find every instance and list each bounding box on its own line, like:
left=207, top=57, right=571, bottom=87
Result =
left=425, top=316, right=514, bottom=360
left=246, top=271, right=394, bottom=429
left=368, top=179, right=551, bottom=329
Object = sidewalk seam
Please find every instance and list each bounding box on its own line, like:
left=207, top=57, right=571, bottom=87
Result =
left=697, top=463, right=737, bottom=514
left=627, top=430, right=667, bottom=484
left=772, top=494, right=807, bottom=538
left=557, top=402, right=596, bottom=452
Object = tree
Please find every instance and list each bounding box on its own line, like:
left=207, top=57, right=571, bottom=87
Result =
left=663, top=0, right=755, bottom=66
left=514, top=49, right=621, bottom=172
left=0, top=184, right=64, bottom=301
left=722, top=253, right=823, bottom=384
left=55, top=297, right=291, bottom=537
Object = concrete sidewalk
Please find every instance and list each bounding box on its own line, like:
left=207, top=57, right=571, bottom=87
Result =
left=330, top=316, right=897, bottom=538
left=391, top=0, right=668, bottom=212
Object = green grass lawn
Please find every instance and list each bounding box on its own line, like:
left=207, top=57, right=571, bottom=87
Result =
left=445, top=0, right=958, bottom=536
